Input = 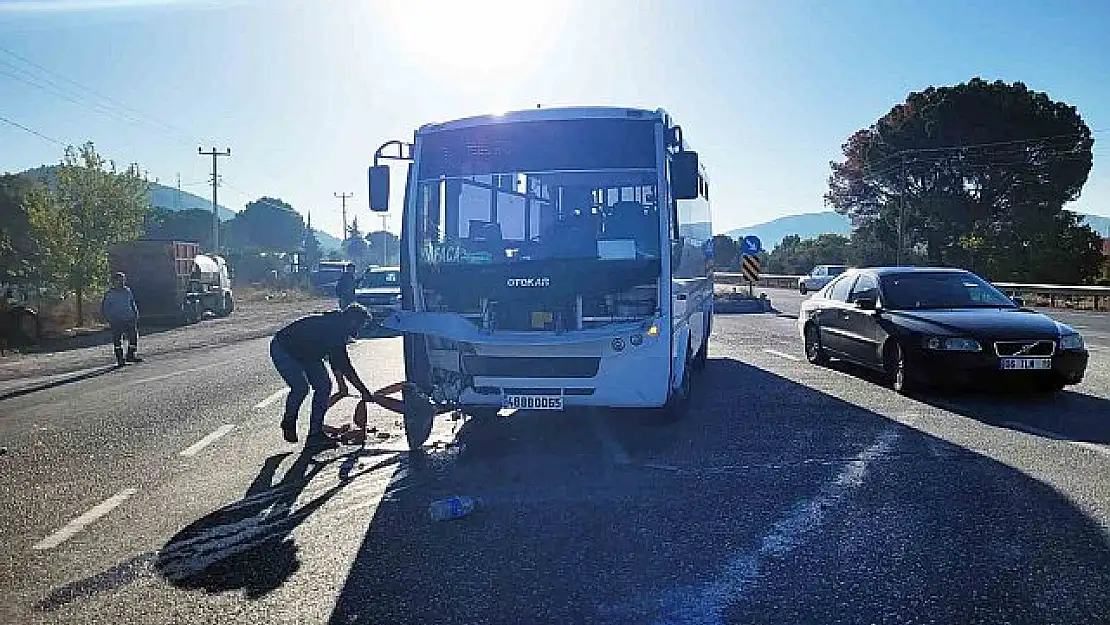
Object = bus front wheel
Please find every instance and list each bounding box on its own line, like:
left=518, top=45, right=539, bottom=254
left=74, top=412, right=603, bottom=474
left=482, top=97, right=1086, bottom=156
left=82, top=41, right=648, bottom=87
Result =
left=654, top=353, right=692, bottom=424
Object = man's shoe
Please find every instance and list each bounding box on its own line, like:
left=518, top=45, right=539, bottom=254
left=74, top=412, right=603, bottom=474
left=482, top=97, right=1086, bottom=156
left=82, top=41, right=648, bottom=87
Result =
left=125, top=354, right=143, bottom=363
left=281, top=419, right=298, bottom=443
left=304, top=432, right=338, bottom=448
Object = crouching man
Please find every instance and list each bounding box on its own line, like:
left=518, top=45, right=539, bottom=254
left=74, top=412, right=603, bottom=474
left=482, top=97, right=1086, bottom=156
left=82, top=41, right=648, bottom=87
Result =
left=269, top=303, right=374, bottom=446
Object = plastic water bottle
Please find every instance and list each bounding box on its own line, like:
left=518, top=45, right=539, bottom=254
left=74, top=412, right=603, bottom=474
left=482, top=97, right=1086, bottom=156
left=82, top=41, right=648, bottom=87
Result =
left=428, top=495, right=481, bottom=521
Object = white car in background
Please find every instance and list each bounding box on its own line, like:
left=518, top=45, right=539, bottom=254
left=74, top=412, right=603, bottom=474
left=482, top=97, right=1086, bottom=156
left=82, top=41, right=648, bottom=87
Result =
left=798, top=264, right=849, bottom=294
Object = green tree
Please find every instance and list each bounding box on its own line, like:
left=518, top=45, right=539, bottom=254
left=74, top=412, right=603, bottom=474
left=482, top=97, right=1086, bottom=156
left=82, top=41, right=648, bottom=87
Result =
left=826, top=78, right=1099, bottom=283
left=344, top=218, right=369, bottom=267
left=27, top=142, right=150, bottom=325
left=764, top=233, right=851, bottom=274
left=227, top=197, right=305, bottom=253
left=144, top=207, right=224, bottom=250
left=365, top=230, right=400, bottom=266
left=710, top=234, right=740, bottom=270
left=0, top=174, right=42, bottom=284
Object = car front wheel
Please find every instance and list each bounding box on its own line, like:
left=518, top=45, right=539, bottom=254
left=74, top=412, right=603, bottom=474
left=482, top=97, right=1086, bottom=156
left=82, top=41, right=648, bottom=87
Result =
left=885, top=342, right=919, bottom=395
left=803, top=323, right=827, bottom=365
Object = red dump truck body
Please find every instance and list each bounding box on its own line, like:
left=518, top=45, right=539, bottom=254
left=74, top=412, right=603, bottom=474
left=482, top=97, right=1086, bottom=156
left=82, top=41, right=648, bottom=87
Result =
left=108, top=240, right=234, bottom=324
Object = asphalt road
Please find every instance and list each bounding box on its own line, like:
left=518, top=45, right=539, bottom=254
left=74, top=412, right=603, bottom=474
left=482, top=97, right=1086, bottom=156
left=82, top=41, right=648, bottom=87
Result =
left=1, top=301, right=1107, bottom=624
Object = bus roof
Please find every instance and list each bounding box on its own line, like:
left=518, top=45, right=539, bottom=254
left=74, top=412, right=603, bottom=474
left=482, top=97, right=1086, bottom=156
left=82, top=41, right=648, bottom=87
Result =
left=417, top=107, right=670, bottom=135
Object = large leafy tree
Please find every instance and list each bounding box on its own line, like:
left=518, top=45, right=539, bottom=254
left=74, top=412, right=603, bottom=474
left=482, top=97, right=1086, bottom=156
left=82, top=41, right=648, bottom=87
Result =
left=27, top=142, right=150, bottom=325
left=710, top=234, right=740, bottom=270
left=0, top=174, right=42, bottom=284
left=365, top=230, right=400, bottom=266
left=227, top=196, right=305, bottom=252
left=764, top=233, right=851, bottom=274
left=144, top=207, right=225, bottom=250
left=344, top=217, right=369, bottom=266
left=826, top=78, right=1101, bottom=283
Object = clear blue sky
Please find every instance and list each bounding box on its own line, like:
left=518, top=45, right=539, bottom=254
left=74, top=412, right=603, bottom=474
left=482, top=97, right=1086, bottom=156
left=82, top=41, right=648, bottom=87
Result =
left=1, top=0, right=1108, bottom=239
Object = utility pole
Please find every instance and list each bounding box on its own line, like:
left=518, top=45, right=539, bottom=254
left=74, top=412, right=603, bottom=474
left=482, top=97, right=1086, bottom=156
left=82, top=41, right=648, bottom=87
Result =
left=175, top=172, right=182, bottom=211
left=335, top=192, right=353, bottom=239
left=199, top=147, right=231, bottom=252
left=897, top=154, right=905, bottom=266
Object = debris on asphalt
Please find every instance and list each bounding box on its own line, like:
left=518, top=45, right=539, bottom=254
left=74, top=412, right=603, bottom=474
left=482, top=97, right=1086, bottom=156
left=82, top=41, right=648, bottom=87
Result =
left=0, top=446, right=7, bottom=456
left=428, top=495, right=481, bottom=521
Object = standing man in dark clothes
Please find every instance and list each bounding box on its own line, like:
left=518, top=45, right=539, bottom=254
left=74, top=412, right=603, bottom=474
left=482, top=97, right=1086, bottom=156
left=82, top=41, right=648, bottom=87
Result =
left=101, top=272, right=142, bottom=367
left=270, top=303, right=374, bottom=446
left=335, top=264, right=357, bottom=311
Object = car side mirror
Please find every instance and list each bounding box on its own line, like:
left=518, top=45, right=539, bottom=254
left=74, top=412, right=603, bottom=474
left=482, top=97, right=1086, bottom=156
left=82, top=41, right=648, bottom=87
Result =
left=368, top=165, right=390, bottom=212
left=1011, top=296, right=1025, bottom=308
left=855, top=297, right=877, bottom=311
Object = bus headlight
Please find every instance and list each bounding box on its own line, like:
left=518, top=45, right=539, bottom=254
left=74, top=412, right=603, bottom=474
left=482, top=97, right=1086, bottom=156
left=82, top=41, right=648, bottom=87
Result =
left=629, top=333, right=644, bottom=346
left=611, top=338, right=626, bottom=351
left=646, top=323, right=660, bottom=338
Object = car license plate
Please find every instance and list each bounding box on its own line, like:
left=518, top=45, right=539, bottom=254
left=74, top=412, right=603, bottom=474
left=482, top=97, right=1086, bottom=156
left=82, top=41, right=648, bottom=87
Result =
left=501, top=395, right=564, bottom=410
left=999, top=358, right=1052, bottom=371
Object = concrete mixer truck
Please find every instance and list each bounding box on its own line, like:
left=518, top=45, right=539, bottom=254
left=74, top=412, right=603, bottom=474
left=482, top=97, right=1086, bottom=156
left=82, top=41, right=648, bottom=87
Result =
left=108, top=240, right=234, bottom=325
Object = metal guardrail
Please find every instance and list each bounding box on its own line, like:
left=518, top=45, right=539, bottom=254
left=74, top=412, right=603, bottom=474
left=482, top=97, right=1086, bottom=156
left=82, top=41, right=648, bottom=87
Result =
left=715, top=272, right=1110, bottom=311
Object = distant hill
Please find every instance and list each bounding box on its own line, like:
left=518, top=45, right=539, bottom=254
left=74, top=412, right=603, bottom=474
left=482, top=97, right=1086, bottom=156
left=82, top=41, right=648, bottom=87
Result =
left=18, top=164, right=344, bottom=250
left=1080, top=213, right=1110, bottom=237
left=726, top=212, right=852, bottom=250
left=727, top=210, right=1110, bottom=250
left=20, top=164, right=236, bottom=220
left=313, top=230, right=342, bottom=252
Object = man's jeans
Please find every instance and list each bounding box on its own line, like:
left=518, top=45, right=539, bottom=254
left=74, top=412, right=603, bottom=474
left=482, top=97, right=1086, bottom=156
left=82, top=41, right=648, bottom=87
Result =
left=269, top=338, right=332, bottom=435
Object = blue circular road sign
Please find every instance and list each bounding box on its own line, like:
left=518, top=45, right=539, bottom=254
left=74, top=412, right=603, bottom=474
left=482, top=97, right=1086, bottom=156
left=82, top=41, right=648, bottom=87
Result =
left=741, top=235, right=763, bottom=255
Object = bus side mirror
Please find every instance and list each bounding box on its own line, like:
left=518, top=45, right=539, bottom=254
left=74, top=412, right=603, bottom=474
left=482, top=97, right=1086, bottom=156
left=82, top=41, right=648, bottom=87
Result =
left=369, top=165, right=390, bottom=212
left=671, top=151, right=699, bottom=200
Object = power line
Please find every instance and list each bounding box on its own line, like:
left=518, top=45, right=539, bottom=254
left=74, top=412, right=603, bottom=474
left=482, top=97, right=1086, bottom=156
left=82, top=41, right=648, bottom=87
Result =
left=0, top=112, right=64, bottom=145
left=0, top=45, right=199, bottom=146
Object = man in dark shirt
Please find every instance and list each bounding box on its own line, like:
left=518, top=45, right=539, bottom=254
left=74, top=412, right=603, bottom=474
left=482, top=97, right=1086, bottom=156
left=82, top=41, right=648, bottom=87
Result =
left=270, top=303, right=374, bottom=446
left=335, top=264, right=357, bottom=310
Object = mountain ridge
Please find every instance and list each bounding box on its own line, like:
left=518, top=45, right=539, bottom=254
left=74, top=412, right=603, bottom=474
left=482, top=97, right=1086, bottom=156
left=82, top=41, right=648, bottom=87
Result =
left=726, top=210, right=1110, bottom=250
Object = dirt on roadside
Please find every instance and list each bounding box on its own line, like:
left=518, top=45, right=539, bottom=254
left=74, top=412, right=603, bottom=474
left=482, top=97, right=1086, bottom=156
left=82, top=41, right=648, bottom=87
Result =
left=0, top=297, right=336, bottom=382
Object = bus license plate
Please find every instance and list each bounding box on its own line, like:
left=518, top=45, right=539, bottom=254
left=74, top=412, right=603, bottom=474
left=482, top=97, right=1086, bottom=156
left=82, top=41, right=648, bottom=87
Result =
left=999, top=358, right=1052, bottom=371
left=502, top=395, right=564, bottom=411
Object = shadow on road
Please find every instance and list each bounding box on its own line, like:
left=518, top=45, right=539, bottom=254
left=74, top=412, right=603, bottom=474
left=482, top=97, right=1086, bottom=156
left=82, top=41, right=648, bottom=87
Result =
left=15, top=322, right=180, bottom=357
left=151, top=445, right=397, bottom=597
left=818, top=358, right=1110, bottom=446
left=918, top=389, right=1110, bottom=445
left=326, top=357, right=1110, bottom=624
left=0, top=365, right=119, bottom=401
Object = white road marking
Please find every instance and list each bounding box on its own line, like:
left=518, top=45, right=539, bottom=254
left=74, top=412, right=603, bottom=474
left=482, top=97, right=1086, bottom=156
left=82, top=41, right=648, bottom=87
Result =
left=592, top=418, right=631, bottom=465
left=1000, top=421, right=1110, bottom=458
left=180, top=424, right=236, bottom=457
left=254, top=388, right=289, bottom=410
left=645, top=428, right=899, bottom=625
left=33, top=488, right=138, bottom=551
left=763, top=349, right=800, bottom=361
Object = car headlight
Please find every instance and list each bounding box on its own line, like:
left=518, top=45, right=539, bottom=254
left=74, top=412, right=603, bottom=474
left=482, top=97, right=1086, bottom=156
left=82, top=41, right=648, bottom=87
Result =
left=923, top=336, right=982, bottom=352
left=1059, top=333, right=1084, bottom=350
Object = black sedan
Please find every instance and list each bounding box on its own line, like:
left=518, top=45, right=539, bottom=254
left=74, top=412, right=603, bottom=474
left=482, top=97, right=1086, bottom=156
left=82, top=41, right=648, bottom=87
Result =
left=797, top=267, right=1089, bottom=393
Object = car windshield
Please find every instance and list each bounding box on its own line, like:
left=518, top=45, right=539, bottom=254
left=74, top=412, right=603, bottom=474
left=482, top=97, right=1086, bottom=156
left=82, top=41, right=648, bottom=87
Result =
left=880, top=272, right=1017, bottom=310
left=827, top=266, right=847, bottom=276
left=360, top=270, right=400, bottom=288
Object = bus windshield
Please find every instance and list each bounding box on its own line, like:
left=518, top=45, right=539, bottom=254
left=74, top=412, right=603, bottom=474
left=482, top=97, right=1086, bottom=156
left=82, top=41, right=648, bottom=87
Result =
left=413, top=118, right=662, bottom=266
left=415, top=169, right=661, bottom=266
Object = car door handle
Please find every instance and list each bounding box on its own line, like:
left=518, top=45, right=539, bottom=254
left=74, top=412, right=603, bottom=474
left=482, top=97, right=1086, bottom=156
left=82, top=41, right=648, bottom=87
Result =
left=676, top=294, right=687, bottom=301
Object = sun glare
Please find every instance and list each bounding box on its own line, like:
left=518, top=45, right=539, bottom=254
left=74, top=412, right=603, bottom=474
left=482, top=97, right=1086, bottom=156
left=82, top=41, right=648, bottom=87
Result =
left=374, top=0, right=568, bottom=81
